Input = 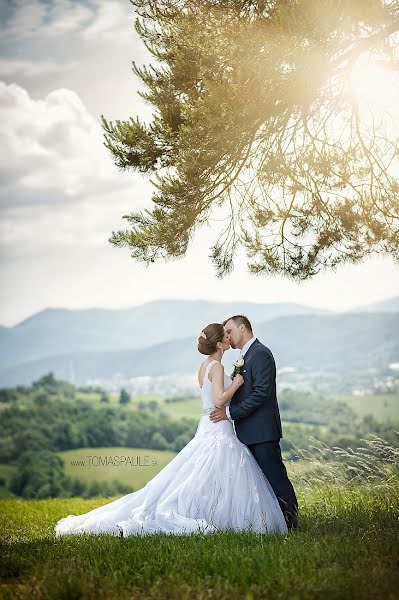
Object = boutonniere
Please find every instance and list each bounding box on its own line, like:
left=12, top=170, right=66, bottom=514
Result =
left=233, top=357, right=245, bottom=376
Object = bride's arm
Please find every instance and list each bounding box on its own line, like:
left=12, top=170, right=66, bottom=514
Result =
left=210, top=363, right=242, bottom=408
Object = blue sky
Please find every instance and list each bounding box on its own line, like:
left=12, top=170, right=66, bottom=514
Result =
left=0, top=0, right=398, bottom=326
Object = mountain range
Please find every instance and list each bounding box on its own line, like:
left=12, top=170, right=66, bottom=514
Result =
left=0, top=300, right=330, bottom=371
left=0, top=302, right=398, bottom=388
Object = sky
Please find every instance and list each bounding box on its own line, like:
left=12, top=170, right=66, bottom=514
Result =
left=0, top=0, right=398, bottom=327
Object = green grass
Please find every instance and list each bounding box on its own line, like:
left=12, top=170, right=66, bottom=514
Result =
left=60, top=447, right=177, bottom=491
left=0, top=447, right=301, bottom=500
left=160, top=397, right=202, bottom=420
left=119, top=394, right=202, bottom=420
left=0, top=449, right=308, bottom=500
left=108, top=393, right=166, bottom=408
left=0, top=448, right=178, bottom=500
left=59, top=450, right=326, bottom=494
left=80, top=391, right=202, bottom=420
left=4, top=389, right=397, bottom=424
left=82, top=390, right=399, bottom=423
left=333, top=394, right=399, bottom=421
left=0, top=483, right=398, bottom=599
left=75, top=392, right=103, bottom=402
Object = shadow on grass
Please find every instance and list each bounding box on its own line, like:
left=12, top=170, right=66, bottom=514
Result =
left=1, top=485, right=398, bottom=599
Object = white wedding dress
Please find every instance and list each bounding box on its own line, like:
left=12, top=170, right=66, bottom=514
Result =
left=55, top=360, right=288, bottom=537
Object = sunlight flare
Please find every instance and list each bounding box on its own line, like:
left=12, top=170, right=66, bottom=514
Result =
left=350, top=53, right=399, bottom=109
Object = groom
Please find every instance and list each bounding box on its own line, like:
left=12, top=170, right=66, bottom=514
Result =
left=209, top=315, right=298, bottom=530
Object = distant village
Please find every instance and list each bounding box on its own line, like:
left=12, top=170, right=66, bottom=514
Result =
left=86, top=363, right=399, bottom=398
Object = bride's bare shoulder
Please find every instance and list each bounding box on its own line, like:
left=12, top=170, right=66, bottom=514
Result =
left=198, top=360, right=223, bottom=386
left=208, top=361, right=223, bottom=381
left=198, top=359, right=209, bottom=386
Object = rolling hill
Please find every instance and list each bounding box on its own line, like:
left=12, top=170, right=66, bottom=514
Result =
left=1, top=312, right=397, bottom=387
left=0, top=300, right=329, bottom=370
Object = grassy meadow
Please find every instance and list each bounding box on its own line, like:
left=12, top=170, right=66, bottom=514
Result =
left=0, top=446, right=328, bottom=498
left=106, top=392, right=202, bottom=420
left=0, top=448, right=178, bottom=500
left=60, top=447, right=177, bottom=491
left=331, top=393, right=399, bottom=421
left=101, top=391, right=399, bottom=422
left=1, top=379, right=398, bottom=597
left=0, top=391, right=397, bottom=499
left=0, top=480, right=398, bottom=599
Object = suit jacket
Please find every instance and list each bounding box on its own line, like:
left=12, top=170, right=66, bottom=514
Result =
left=228, top=339, right=283, bottom=445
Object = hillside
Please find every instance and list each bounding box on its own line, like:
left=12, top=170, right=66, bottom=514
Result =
left=0, top=300, right=328, bottom=370
left=351, top=296, right=399, bottom=313
left=0, top=312, right=397, bottom=388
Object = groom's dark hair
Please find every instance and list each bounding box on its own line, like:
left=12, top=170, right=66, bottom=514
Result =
left=222, top=315, right=253, bottom=332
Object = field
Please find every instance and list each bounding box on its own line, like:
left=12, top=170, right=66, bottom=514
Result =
left=59, top=454, right=338, bottom=496
left=108, top=392, right=202, bottom=420
left=0, top=389, right=396, bottom=499
left=0, top=447, right=322, bottom=497
left=332, top=394, right=399, bottom=421
left=1, top=384, right=398, bottom=598
left=106, top=392, right=399, bottom=422
left=0, top=482, right=398, bottom=599
left=0, top=448, right=178, bottom=499
left=59, top=449, right=319, bottom=494
left=60, top=447, right=177, bottom=491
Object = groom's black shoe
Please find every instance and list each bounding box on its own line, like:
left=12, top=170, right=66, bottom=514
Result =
left=285, top=507, right=299, bottom=531
left=278, top=499, right=298, bottom=531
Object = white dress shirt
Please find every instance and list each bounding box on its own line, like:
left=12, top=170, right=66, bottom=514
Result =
left=226, top=336, right=256, bottom=422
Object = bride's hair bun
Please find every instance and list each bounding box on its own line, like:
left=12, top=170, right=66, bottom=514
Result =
left=198, top=323, right=224, bottom=355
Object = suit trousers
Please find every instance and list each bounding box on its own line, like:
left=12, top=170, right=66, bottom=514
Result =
left=247, top=440, right=298, bottom=530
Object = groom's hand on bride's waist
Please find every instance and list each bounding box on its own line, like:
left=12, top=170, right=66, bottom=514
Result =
left=209, top=406, right=228, bottom=422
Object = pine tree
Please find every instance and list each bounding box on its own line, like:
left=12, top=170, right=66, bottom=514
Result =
left=119, top=388, right=131, bottom=405
left=102, top=0, right=399, bottom=280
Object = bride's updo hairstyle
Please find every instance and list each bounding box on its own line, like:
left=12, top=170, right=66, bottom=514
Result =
left=197, top=323, right=224, bottom=356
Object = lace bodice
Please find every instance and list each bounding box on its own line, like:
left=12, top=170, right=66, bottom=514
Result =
left=199, top=359, right=233, bottom=416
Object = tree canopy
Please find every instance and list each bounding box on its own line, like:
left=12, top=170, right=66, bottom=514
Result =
left=102, top=0, right=399, bottom=279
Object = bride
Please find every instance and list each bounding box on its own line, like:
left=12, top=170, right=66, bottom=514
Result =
left=55, top=323, right=288, bottom=537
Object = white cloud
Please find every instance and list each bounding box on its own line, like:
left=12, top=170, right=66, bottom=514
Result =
left=0, top=81, right=145, bottom=205
left=0, top=59, right=77, bottom=77
left=0, top=185, right=149, bottom=260
left=0, top=1, right=398, bottom=327
left=80, top=1, right=133, bottom=42
left=1, top=0, right=133, bottom=43
left=0, top=79, right=153, bottom=272
left=0, top=0, right=152, bottom=124
left=0, top=0, right=47, bottom=40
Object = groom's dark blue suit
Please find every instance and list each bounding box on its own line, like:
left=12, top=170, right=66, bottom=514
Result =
left=228, top=339, right=298, bottom=529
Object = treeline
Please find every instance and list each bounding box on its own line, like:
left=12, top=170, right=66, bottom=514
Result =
left=166, top=388, right=358, bottom=427
left=0, top=375, right=198, bottom=499
left=0, top=373, right=131, bottom=406
left=7, top=450, right=132, bottom=500
left=0, top=372, right=77, bottom=403
left=1, top=374, right=398, bottom=456
left=1, top=374, right=398, bottom=499
left=0, top=398, right=196, bottom=463
left=1, top=375, right=398, bottom=464
left=0, top=374, right=197, bottom=464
